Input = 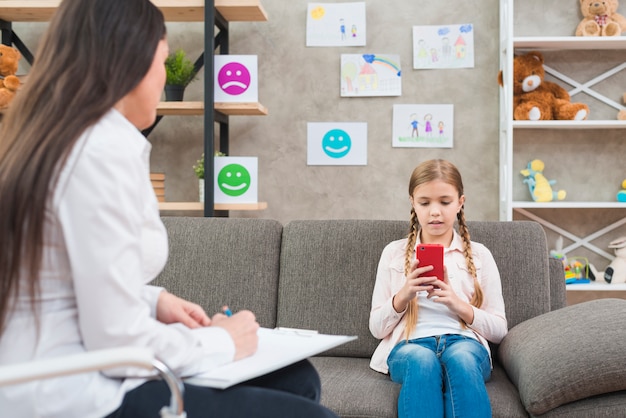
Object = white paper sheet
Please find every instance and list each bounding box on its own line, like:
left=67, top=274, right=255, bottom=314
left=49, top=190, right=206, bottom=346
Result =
left=184, top=328, right=357, bottom=389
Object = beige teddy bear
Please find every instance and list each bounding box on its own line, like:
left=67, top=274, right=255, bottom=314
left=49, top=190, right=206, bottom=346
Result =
left=619, top=93, right=626, bottom=120
left=0, top=44, right=21, bottom=110
left=576, top=0, right=626, bottom=36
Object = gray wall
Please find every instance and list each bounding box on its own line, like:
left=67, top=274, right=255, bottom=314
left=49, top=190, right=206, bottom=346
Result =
left=9, top=1, right=625, bottom=272
left=11, top=1, right=501, bottom=224
left=153, top=0, right=502, bottom=223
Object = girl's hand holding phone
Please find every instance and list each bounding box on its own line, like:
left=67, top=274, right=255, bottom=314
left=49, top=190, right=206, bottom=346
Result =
left=424, top=268, right=475, bottom=324
left=392, top=260, right=438, bottom=312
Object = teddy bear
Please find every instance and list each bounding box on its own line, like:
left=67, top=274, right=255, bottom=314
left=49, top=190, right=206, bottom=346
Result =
left=576, top=0, right=626, bottom=36
left=498, top=51, right=590, bottom=121
left=0, top=44, right=22, bottom=110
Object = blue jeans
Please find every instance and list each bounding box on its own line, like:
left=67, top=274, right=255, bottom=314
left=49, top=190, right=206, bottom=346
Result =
left=387, top=334, right=492, bottom=418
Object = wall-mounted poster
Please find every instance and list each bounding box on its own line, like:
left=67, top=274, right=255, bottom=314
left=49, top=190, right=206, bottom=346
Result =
left=412, top=24, right=474, bottom=69
left=392, top=104, right=454, bottom=148
left=214, top=157, right=258, bottom=204
left=341, top=53, right=401, bottom=97
left=214, top=55, right=258, bottom=102
left=306, top=2, right=366, bottom=47
left=307, top=122, right=367, bottom=165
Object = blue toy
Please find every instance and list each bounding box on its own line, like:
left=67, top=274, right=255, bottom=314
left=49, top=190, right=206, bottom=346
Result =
left=520, top=159, right=566, bottom=202
left=617, top=179, right=626, bottom=202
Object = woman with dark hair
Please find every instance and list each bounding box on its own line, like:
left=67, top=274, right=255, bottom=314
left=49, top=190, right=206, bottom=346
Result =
left=0, top=1, right=336, bottom=417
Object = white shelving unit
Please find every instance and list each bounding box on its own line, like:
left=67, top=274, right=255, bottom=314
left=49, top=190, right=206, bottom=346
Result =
left=499, top=1, right=626, bottom=301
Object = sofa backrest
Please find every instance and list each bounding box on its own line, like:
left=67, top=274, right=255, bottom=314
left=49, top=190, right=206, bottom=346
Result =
left=277, top=220, right=409, bottom=357
left=466, top=221, right=556, bottom=327
left=154, top=217, right=283, bottom=328
left=277, top=219, right=561, bottom=358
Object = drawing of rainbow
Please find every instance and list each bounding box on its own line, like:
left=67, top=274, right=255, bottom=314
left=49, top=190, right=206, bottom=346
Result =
left=362, top=54, right=401, bottom=77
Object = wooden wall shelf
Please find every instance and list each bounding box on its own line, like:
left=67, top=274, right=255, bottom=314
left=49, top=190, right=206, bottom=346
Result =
left=215, top=102, right=268, bottom=116
left=157, top=101, right=204, bottom=116
left=159, top=201, right=268, bottom=211
left=0, top=0, right=268, bottom=23
left=157, top=101, right=268, bottom=116
left=215, top=0, right=268, bottom=21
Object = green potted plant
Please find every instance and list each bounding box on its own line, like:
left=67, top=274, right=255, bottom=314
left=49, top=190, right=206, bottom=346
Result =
left=193, top=151, right=226, bottom=202
left=164, top=49, right=197, bottom=101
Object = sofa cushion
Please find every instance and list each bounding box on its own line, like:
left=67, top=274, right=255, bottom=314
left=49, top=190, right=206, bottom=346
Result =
left=486, top=366, right=529, bottom=418
left=310, top=356, right=399, bottom=418
left=155, top=217, right=283, bottom=328
left=537, top=390, right=626, bottom=418
left=310, top=358, right=528, bottom=418
left=498, top=298, right=626, bottom=415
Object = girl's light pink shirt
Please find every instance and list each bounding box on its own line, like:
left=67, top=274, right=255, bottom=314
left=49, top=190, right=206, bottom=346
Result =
left=369, top=231, right=508, bottom=374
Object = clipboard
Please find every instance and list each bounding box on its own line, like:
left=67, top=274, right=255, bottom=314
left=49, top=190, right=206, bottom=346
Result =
left=184, top=327, right=357, bottom=389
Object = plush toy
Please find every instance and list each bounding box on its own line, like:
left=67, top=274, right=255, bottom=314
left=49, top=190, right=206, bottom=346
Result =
left=603, top=237, right=626, bottom=284
left=617, top=179, right=626, bottom=202
left=0, top=44, right=21, bottom=110
left=618, top=93, right=626, bottom=120
left=498, top=51, right=589, bottom=121
left=576, top=0, right=626, bottom=36
left=520, top=159, right=566, bottom=202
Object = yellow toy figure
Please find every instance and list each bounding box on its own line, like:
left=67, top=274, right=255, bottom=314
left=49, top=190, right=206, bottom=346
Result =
left=520, top=159, right=566, bottom=202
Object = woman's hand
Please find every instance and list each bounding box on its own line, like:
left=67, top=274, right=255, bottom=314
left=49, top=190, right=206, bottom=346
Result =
left=156, top=291, right=212, bottom=328
left=426, top=267, right=475, bottom=324
left=211, top=310, right=260, bottom=360
left=392, top=259, right=439, bottom=312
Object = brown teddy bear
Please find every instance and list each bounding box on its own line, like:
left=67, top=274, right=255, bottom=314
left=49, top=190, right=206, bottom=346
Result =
left=0, top=44, right=21, bottom=110
left=576, top=0, right=626, bottom=36
left=498, top=51, right=590, bottom=121
left=619, top=93, right=626, bottom=120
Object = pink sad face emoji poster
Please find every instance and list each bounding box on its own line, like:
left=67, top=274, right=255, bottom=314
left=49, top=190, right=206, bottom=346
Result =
left=214, top=55, right=258, bottom=102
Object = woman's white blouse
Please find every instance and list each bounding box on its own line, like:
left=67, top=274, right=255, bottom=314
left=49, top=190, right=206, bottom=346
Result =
left=0, top=109, right=235, bottom=418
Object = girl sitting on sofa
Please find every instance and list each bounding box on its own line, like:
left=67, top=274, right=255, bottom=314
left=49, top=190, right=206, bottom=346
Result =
left=369, top=159, right=508, bottom=417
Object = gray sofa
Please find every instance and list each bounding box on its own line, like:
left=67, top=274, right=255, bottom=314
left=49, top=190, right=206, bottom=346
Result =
left=153, top=218, right=626, bottom=417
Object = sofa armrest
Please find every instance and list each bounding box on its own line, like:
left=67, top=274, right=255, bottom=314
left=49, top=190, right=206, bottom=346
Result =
left=549, top=257, right=566, bottom=311
left=498, top=298, right=626, bottom=416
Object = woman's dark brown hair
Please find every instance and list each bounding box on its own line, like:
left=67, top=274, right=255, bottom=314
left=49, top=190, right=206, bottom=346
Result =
left=0, top=0, right=166, bottom=336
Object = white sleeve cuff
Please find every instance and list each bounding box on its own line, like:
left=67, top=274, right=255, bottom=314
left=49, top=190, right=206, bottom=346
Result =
left=142, top=285, right=165, bottom=318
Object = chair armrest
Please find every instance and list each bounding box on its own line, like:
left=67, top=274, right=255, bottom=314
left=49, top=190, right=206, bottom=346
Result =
left=0, top=347, right=186, bottom=418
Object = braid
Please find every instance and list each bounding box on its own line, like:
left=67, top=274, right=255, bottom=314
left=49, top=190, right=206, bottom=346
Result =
left=404, top=208, right=419, bottom=339
left=457, top=209, right=483, bottom=308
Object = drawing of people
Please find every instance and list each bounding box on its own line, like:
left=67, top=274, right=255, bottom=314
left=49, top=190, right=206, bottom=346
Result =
left=441, top=37, right=452, bottom=60
left=430, top=48, right=439, bottom=63
left=424, top=114, right=433, bottom=137
left=417, top=39, right=428, bottom=60
left=351, top=24, right=357, bottom=37
left=438, top=121, right=444, bottom=136
left=340, top=18, right=346, bottom=40
left=410, top=114, right=419, bottom=137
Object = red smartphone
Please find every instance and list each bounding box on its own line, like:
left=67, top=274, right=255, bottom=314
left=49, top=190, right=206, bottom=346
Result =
left=416, top=243, right=444, bottom=281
